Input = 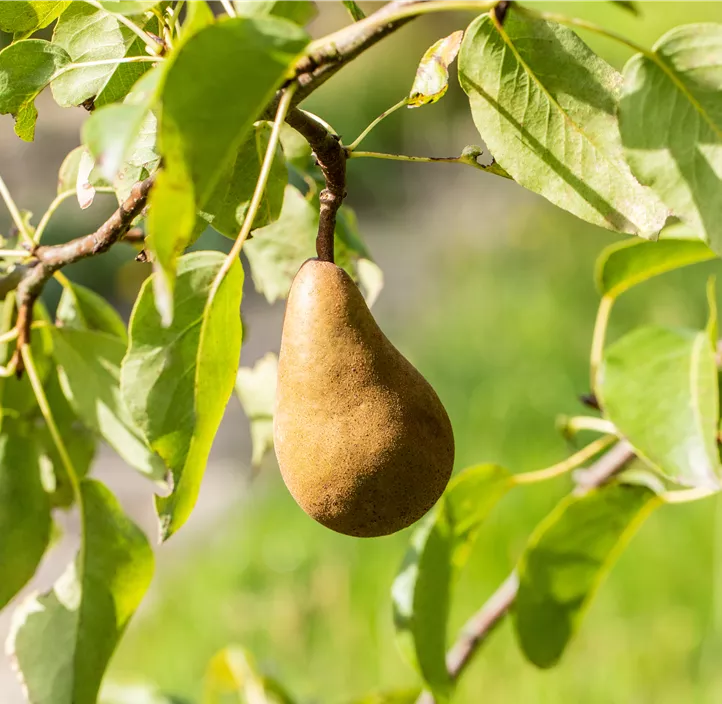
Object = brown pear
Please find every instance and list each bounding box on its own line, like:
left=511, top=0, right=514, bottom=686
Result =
left=274, top=259, right=455, bottom=537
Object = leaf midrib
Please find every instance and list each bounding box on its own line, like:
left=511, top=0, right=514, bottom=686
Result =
left=489, top=14, right=629, bottom=181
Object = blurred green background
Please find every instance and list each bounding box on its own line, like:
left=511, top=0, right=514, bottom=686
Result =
left=4, top=2, right=722, bottom=703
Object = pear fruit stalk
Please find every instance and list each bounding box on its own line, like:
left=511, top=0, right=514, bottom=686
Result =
left=274, top=259, right=455, bottom=537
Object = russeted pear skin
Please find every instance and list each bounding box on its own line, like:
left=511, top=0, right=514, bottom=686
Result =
left=274, top=259, right=455, bottom=538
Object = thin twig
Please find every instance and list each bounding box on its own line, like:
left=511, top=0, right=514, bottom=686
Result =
left=416, top=440, right=636, bottom=704
left=12, top=174, right=155, bottom=374
left=285, top=108, right=347, bottom=263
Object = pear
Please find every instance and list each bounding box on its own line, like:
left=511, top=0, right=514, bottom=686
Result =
left=274, top=259, right=455, bottom=537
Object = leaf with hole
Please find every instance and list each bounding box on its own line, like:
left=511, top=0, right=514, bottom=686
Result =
left=596, top=237, right=716, bottom=299
left=458, top=11, right=667, bottom=236
left=8, top=479, right=154, bottom=704
left=514, top=482, right=658, bottom=668
left=408, top=31, right=463, bottom=108
left=148, top=16, right=307, bottom=317
left=236, top=352, right=277, bottom=468
left=619, top=24, right=722, bottom=253
left=0, top=39, right=70, bottom=141
left=51, top=328, right=167, bottom=486
left=0, top=426, right=51, bottom=610
left=121, top=251, right=244, bottom=539
left=392, top=464, right=512, bottom=699
left=599, top=325, right=720, bottom=488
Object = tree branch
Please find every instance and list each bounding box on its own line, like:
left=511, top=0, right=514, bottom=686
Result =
left=6, top=0, right=489, bottom=369
left=12, top=175, right=155, bottom=373
left=285, top=108, right=347, bottom=262
left=291, top=0, right=421, bottom=106
left=417, top=440, right=636, bottom=704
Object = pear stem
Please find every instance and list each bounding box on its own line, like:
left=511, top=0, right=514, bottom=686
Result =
left=286, top=108, right=347, bottom=263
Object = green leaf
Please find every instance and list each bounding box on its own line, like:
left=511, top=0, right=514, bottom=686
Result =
left=0, top=427, right=51, bottom=609
left=96, top=1, right=161, bottom=14
left=514, top=482, right=659, bottom=668
left=611, top=1, right=639, bottom=14
left=235, top=352, right=277, bottom=467
left=51, top=328, right=167, bottom=485
left=0, top=303, right=54, bottom=419
left=0, top=1, right=70, bottom=37
left=204, top=646, right=295, bottom=704
left=84, top=104, right=151, bottom=183
left=619, top=24, right=722, bottom=253
left=84, top=61, right=162, bottom=186
left=0, top=38, right=70, bottom=141
left=708, top=276, right=718, bottom=346
left=599, top=326, right=720, bottom=488
left=121, top=252, right=244, bottom=539
left=57, top=145, right=85, bottom=194
left=458, top=11, right=667, bottom=236
left=347, top=693, right=420, bottom=704
left=233, top=1, right=317, bottom=25
left=245, top=186, right=382, bottom=304
left=50, top=2, right=152, bottom=107
left=392, top=464, right=512, bottom=699
left=201, top=122, right=287, bottom=238
left=101, top=683, right=193, bottom=704
left=56, top=280, right=128, bottom=341
left=178, top=0, right=214, bottom=45
left=408, top=31, right=463, bottom=108
left=8, top=479, right=154, bottom=704
left=342, top=1, right=365, bottom=22
left=149, top=16, right=307, bottom=314
left=595, top=237, right=716, bottom=299
left=40, top=368, right=97, bottom=508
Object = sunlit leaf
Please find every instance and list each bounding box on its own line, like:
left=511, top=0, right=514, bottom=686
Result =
left=599, top=325, right=720, bottom=488
left=595, top=237, right=716, bottom=299
left=95, top=1, right=161, bottom=14
left=50, top=2, right=152, bottom=107
left=149, top=16, right=307, bottom=316
left=39, top=368, right=97, bottom=509
left=52, top=328, right=167, bottom=486
left=201, top=122, right=287, bottom=239
left=233, top=0, right=317, bottom=25
left=458, top=11, right=667, bottom=236
left=83, top=68, right=161, bottom=183
left=0, top=39, right=70, bottom=141
left=0, top=1, right=70, bottom=38
left=619, top=24, right=722, bottom=253
left=347, top=692, right=420, bottom=704
left=514, top=482, right=659, bottom=667
left=56, top=280, right=127, bottom=341
left=8, top=479, right=154, bottom=704
left=408, top=31, right=463, bottom=108
left=245, top=186, right=382, bottom=304
left=235, top=352, right=277, bottom=467
left=0, top=426, right=51, bottom=610
left=392, top=464, right=512, bottom=699
left=204, top=646, right=295, bottom=704
left=121, top=252, right=244, bottom=539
